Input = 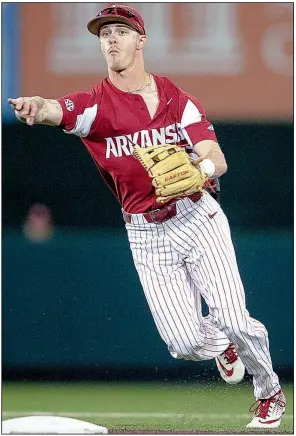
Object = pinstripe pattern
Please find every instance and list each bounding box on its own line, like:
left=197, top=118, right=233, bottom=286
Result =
left=125, top=193, right=281, bottom=399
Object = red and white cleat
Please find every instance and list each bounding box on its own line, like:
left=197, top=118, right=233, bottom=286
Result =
left=215, top=343, right=245, bottom=384
left=246, top=389, right=286, bottom=429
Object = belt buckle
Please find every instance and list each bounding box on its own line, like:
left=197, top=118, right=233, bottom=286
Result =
left=149, top=208, right=161, bottom=223
left=123, top=211, right=132, bottom=224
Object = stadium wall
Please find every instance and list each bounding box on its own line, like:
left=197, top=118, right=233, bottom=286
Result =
left=2, top=121, right=293, bottom=377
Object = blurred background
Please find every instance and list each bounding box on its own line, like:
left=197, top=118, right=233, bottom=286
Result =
left=2, top=3, right=293, bottom=433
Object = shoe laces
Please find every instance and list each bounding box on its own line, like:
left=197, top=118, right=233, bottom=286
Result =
left=223, top=344, right=238, bottom=364
left=249, top=392, right=286, bottom=419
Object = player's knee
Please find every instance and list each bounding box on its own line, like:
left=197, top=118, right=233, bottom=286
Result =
left=214, top=317, right=243, bottom=338
left=215, top=317, right=267, bottom=341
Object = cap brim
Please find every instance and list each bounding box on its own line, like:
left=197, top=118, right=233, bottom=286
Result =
left=87, top=16, right=143, bottom=36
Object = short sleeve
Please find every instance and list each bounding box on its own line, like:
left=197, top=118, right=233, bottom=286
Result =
left=179, top=92, right=218, bottom=146
left=57, top=90, right=98, bottom=138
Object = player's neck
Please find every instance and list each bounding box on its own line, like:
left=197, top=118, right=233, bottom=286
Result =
left=108, top=66, right=150, bottom=94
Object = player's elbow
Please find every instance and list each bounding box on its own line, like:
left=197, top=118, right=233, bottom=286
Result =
left=210, top=148, right=228, bottom=177
left=215, top=159, right=227, bottom=177
left=220, top=161, right=228, bottom=176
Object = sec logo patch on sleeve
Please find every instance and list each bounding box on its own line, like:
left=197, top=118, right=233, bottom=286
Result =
left=64, top=99, right=75, bottom=111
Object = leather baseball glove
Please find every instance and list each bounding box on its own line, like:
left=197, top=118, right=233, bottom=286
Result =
left=133, top=144, right=207, bottom=203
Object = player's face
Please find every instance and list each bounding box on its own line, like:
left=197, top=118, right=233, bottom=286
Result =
left=99, top=24, right=145, bottom=72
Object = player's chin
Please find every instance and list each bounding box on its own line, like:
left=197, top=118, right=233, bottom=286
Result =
left=109, top=62, right=125, bottom=73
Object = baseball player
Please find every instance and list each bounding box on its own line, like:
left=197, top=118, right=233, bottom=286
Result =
left=8, top=5, right=285, bottom=429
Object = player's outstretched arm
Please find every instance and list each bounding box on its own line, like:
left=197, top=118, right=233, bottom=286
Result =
left=7, top=96, right=63, bottom=127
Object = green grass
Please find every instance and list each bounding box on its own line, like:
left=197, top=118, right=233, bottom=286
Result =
left=2, top=381, right=293, bottom=433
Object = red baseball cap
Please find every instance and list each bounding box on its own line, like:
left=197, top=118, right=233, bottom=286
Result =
left=87, top=4, right=146, bottom=36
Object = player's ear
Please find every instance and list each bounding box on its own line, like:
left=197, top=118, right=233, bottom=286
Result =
left=136, top=34, right=147, bottom=50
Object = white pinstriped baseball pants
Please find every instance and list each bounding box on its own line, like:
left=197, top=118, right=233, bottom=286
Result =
left=125, top=193, right=281, bottom=399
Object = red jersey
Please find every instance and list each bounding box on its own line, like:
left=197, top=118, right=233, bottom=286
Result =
left=57, top=74, right=217, bottom=213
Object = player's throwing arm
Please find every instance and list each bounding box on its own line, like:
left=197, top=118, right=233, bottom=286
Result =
left=7, top=97, right=63, bottom=126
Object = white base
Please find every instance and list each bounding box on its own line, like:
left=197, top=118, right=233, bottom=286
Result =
left=2, top=415, right=108, bottom=434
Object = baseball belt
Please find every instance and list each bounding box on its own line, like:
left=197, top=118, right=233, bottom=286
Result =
left=123, top=192, right=203, bottom=224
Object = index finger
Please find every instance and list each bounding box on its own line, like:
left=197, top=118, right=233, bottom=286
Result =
left=7, top=98, right=18, bottom=105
